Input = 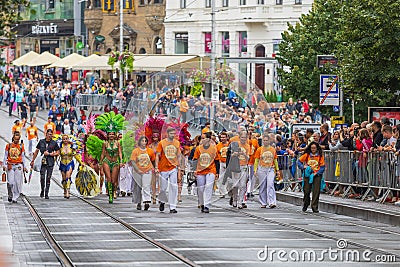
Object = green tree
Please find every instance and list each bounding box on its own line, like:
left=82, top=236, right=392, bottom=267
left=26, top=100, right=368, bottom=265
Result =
left=0, top=0, right=29, bottom=65
left=278, top=0, right=400, bottom=122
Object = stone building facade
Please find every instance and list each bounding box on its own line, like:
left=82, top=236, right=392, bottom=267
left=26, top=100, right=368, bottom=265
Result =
left=84, top=0, right=165, bottom=55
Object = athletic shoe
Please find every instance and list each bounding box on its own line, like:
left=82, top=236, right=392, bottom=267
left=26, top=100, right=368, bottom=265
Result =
left=260, top=205, right=267, bottom=208
left=7, top=197, right=12, bottom=203
left=159, top=202, right=165, bottom=212
left=302, top=206, right=307, bottom=212
left=40, top=191, right=44, bottom=198
left=12, top=200, right=17, bottom=204
left=312, top=209, right=319, bottom=213
left=229, top=196, right=233, bottom=206
left=269, top=204, right=276, bottom=209
left=241, top=203, right=247, bottom=209
left=200, top=205, right=205, bottom=213
left=136, top=203, right=142, bottom=210
left=169, top=209, right=177, bottom=213
left=45, top=195, right=49, bottom=199
left=203, top=207, right=209, bottom=213
left=144, top=203, right=150, bottom=211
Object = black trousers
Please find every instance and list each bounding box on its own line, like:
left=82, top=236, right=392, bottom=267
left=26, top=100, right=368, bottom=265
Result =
left=40, top=165, right=54, bottom=195
left=303, top=174, right=322, bottom=211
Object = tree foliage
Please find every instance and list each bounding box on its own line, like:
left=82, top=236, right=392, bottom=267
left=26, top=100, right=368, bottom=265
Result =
left=0, top=0, right=29, bottom=64
left=277, top=0, right=400, bottom=121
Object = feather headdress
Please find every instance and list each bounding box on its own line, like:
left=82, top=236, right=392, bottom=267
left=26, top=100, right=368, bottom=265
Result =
left=95, top=111, right=126, bottom=133
left=135, top=115, right=165, bottom=144
left=165, top=118, right=191, bottom=148
left=83, top=114, right=97, bottom=134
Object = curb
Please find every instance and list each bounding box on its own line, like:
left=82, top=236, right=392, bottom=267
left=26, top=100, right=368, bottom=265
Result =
left=277, top=191, right=400, bottom=226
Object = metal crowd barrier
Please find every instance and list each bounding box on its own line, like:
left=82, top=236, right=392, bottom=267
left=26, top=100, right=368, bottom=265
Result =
left=76, top=94, right=109, bottom=108
left=276, top=150, right=399, bottom=203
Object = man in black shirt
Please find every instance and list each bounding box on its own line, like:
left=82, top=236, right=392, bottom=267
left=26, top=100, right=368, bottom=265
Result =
left=30, top=129, right=60, bottom=199
left=29, top=98, right=39, bottom=123
left=371, top=121, right=384, bottom=148
left=18, top=97, right=29, bottom=127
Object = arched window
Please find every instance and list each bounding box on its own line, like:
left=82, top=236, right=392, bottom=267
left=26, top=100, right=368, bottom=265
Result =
left=139, top=48, right=146, bottom=54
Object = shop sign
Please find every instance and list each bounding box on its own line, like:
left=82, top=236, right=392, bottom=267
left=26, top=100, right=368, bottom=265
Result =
left=32, top=23, right=58, bottom=35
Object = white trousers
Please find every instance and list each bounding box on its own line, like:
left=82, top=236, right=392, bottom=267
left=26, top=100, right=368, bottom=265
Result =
left=132, top=171, right=152, bottom=203
left=119, top=165, right=133, bottom=193
left=247, top=165, right=256, bottom=194
left=217, top=162, right=228, bottom=195
left=159, top=168, right=178, bottom=210
left=7, top=164, right=24, bottom=201
left=257, top=166, right=276, bottom=206
left=28, top=139, right=37, bottom=155
left=196, top=173, right=215, bottom=208
left=228, top=166, right=248, bottom=205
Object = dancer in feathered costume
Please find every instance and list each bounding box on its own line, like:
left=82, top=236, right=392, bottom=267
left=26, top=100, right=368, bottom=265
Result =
left=86, top=112, right=126, bottom=203
left=53, top=134, right=84, bottom=198
left=82, top=114, right=107, bottom=193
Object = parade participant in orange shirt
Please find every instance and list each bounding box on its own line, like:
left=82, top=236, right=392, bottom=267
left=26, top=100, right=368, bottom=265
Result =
left=193, top=132, right=219, bottom=213
left=227, top=130, right=250, bottom=209
left=44, top=116, right=56, bottom=134
left=216, top=132, right=229, bottom=197
left=130, top=136, right=156, bottom=211
left=149, top=132, right=161, bottom=204
left=247, top=128, right=260, bottom=198
left=26, top=120, right=39, bottom=156
left=254, top=133, right=279, bottom=209
left=2, top=131, right=27, bottom=203
left=11, top=120, right=22, bottom=135
left=297, top=141, right=325, bottom=213
left=155, top=127, right=181, bottom=213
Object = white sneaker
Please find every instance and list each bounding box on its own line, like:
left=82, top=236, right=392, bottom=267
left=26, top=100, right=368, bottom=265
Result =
left=395, top=201, right=400, bottom=206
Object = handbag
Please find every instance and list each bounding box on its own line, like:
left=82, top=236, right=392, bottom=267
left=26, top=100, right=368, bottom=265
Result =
left=2, top=172, right=6, bottom=182
left=12, top=101, right=17, bottom=111
left=33, top=155, right=42, bottom=172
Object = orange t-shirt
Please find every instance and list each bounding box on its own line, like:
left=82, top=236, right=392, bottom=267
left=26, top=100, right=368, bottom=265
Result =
left=130, top=147, right=155, bottom=173
left=193, top=145, right=217, bottom=175
left=254, top=146, right=277, bottom=168
left=26, top=126, right=38, bottom=140
left=238, top=142, right=250, bottom=166
left=44, top=122, right=56, bottom=133
left=156, top=139, right=181, bottom=172
left=6, top=143, right=24, bottom=164
left=229, top=135, right=239, bottom=143
left=216, top=142, right=229, bottom=163
left=201, top=126, right=211, bottom=134
left=248, top=138, right=260, bottom=165
left=298, top=153, right=325, bottom=173
left=12, top=125, right=22, bottom=134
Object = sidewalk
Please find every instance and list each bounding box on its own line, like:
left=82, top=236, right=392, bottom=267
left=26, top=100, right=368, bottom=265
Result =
left=276, top=190, right=400, bottom=226
left=0, top=182, right=21, bottom=267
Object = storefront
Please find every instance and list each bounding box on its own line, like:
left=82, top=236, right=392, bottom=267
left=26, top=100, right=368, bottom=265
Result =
left=14, top=20, right=75, bottom=58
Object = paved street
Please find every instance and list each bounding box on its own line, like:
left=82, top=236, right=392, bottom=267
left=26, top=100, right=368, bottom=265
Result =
left=0, top=108, right=399, bottom=266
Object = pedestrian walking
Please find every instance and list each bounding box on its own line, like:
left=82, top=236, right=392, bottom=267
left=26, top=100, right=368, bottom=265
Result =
left=216, top=131, right=229, bottom=197
left=30, top=129, right=60, bottom=199
left=254, top=133, right=279, bottom=209
left=26, top=121, right=39, bottom=157
left=192, top=132, right=219, bottom=213
left=3, top=131, right=28, bottom=203
left=297, top=141, right=325, bottom=213
left=155, top=127, right=181, bottom=213
left=130, top=136, right=155, bottom=211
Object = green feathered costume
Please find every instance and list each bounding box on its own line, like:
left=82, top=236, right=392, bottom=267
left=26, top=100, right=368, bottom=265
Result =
left=85, top=112, right=127, bottom=203
left=121, top=130, right=136, bottom=163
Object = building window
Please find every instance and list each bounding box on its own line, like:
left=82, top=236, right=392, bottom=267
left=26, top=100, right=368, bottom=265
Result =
left=175, top=32, right=188, bottom=54
left=139, top=0, right=146, bottom=5
left=180, top=0, right=186, bottom=8
left=205, top=0, right=211, bottom=8
left=204, top=32, right=212, bottom=54
left=239, top=0, right=246, bottom=5
left=238, top=31, right=247, bottom=56
left=222, top=0, right=228, bottom=7
left=295, top=0, right=302, bottom=4
left=153, top=0, right=163, bottom=4
left=273, top=39, right=281, bottom=54
left=258, top=0, right=265, bottom=4
left=47, top=0, right=55, bottom=9
left=276, top=0, right=282, bottom=4
left=221, top=31, right=230, bottom=57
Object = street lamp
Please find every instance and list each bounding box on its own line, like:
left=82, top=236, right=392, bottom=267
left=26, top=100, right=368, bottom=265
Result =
left=119, top=0, right=123, bottom=90
left=210, top=0, right=217, bottom=131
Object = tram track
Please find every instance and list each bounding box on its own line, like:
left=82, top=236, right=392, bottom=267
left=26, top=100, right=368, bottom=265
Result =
left=208, top=196, right=400, bottom=261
